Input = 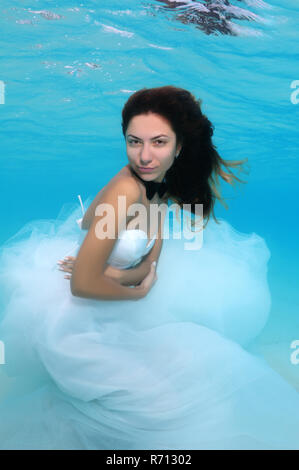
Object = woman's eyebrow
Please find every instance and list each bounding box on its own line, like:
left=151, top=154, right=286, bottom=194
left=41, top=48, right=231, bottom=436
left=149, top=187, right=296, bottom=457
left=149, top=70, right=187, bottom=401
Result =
left=127, top=134, right=169, bottom=140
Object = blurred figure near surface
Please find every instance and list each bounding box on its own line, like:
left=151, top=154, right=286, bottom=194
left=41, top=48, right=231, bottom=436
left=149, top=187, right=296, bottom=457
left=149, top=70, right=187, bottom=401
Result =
left=154, top=0, right=270, bottom=36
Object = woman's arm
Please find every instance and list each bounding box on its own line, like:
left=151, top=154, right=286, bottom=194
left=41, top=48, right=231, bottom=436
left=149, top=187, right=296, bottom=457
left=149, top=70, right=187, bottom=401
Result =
left=115, top=258, right=151, bottom=286
left=81, top=187, right=105, bottom=230
left=58, top=256, right=152, bottom=287
left=142, top=206, right=165, bottom=268
left=71, top=177, right=157, bottom=301
left=60, top=219, right=165, bottom=290
left=72, top=260, right=157, bottom=300
left=72, top=270, right=144, bottom=300
left=144, top=235, right=163, bottom=268
left=116, top=206, right=165, bottom=285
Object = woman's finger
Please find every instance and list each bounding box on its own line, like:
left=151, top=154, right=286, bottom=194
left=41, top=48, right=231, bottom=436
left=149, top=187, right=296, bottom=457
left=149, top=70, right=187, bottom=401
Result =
left=59, top=266, right=73, bottom=273
left=57, top=263, right=73, bottom=272
left=139, top=263, right=156, bottom=290
left=63, top=261, right=74, bottom=268
left=57, top=260, right=74, bottom=268
left=62, top=258, right=75, bottom=265
left=57, top=256, right=76, bottom=265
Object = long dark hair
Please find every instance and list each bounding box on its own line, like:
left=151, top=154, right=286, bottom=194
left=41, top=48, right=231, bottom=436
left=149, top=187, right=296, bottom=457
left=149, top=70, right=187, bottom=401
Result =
left=121, top=85, right=248, bottom=228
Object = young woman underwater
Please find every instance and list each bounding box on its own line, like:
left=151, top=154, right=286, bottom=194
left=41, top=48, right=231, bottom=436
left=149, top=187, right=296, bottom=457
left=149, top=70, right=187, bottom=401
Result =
left=1, top=85, right=299, bottom=450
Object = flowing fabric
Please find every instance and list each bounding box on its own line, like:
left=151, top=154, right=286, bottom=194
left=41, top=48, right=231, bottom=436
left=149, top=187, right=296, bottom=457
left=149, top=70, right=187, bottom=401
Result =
left=0, top=195, right=299, bottom=450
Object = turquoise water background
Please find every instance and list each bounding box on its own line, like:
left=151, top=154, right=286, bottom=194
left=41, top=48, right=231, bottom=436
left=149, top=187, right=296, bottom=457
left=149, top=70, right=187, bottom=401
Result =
left=0, top=1, right=298, bottom=367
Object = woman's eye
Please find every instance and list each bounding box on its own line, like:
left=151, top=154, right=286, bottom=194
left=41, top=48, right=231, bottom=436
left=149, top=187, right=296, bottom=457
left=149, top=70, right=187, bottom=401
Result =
left=128, top=139, right=165, bottom=145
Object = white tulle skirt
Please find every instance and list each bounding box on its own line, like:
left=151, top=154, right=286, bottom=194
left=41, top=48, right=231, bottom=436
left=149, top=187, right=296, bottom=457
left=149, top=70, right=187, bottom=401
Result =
left=0, top=197, right=299, bottom=450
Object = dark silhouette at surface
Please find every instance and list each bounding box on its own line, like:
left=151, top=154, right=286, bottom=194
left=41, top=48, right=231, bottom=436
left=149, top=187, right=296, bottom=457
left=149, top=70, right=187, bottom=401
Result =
left=153, top=0, right=268, bottom=36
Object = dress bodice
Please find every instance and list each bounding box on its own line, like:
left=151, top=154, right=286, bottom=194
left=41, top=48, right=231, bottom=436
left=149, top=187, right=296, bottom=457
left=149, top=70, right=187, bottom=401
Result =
left=76, top=196, right=157, bottom=269
left=77, top=219, right=156, bottom=269
left=106, top=229, right=157, bottom=269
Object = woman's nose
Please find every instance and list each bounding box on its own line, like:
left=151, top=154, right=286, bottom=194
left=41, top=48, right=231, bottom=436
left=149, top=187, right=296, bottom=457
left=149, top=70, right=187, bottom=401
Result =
left=140, top=144, right=153, bottom=165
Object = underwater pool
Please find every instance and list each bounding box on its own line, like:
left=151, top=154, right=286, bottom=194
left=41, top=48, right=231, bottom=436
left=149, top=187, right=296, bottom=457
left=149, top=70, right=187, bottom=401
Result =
left=0, top=0, right=298, bottom=388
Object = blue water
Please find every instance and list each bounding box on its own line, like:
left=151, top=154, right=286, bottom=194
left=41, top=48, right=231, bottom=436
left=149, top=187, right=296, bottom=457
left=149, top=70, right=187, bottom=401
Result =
left=0, top=0, right=298, bottom=352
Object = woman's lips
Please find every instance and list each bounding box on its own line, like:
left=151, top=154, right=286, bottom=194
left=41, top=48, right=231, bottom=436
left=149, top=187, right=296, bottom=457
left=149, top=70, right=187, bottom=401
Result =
left=138, top=167, right=156, bottom=173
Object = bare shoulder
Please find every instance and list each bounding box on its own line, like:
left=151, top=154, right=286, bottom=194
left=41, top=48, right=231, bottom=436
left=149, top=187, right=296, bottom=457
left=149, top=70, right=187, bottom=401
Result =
left=103, top=166, right=141, bottom=202
left=81, top=166, right=141, bottom=229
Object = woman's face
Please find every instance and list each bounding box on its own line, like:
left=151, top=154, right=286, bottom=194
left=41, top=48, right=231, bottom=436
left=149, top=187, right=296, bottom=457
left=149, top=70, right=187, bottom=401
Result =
left=125, top=112, right=182, bottom=182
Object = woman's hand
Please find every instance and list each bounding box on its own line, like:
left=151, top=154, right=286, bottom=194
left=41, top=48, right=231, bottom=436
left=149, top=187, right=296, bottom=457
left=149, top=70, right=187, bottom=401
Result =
left=57, top=257, right=157, bottom=296
left=57, top=256, right=124, bottom=283
left=57, top=256, right=76, bottom=279
left=135, top=262, right=158, bottom=297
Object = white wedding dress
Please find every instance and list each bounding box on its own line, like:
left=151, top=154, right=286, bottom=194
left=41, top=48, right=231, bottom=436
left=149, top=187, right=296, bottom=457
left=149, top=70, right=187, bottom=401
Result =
left=0, top=195, right=299, bottom=450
